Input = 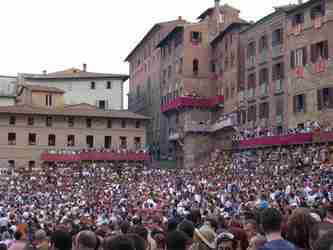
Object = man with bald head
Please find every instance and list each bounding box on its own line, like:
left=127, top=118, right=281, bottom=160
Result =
left=74, top=231, right=97, bottom=250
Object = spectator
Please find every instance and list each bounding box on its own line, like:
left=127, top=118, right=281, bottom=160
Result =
left=74, top=231, right=97, bottom=250
left=166, top=231, right=190, bottom=250
left=103, top=235, right=135, bottom=250
left=313, top=230, right=333, bottom=250
left=50, top=230, right=72, bottom=250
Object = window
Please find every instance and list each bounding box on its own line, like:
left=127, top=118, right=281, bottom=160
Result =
left=136, top=85, right=141, bottom=98
left=272, top=62, right=285, bottom=80
left=259, top=68, right=269, bottom=84
left=90, top=82, right=96, bottom=90
left=193, top=59, right=199, bottom=75
left=46, top=116, right=53, bottom=127
left=28, top=133, right=36, bottom=145
left=28, top=117, right=34, bottom=126
left=98, top=100, right=106, bottom=110
left=121, top=120, right=126, bottom=128
left=210, top=60, right=216, bottom=73
left=191, top=31, right=202, bottom=43
left=248, top=105, right=257, bottom=122
left=86, top=135, right=94, bottom=148
left=293, top=94, right=306, bottom=113
left=174, top=32, right=183, bottom=47
left=107, top=119, right=112, bottom=128
left=310, top=41, right=329, bottom=63
left=259, top=35, right=268, bottom=52
left=247, top=73, right=256, bottom=98
left=8, top=133, right=16, bottom=145
left=68, top=117, right=74, bottom=128
left=230, top=52, right=235, bottom=68
left=9, top=116, right=16, bottom=125
left=29, top=161, right=35, bottom=170
left=224, top=56, right=229, bottom=70
left=67, top=135, right=75, bottom=147
left=292, top=13, right=304, bottom=26
left=48, top=134, right=56, bottom=146
left=162, top=70, right=167, bottom=85
left=178, top=58, right=183, bottom=74
left=135, top=121, right=141, bottom=128
left=240, top=110, right=247, bottom=125
left=86, top=118, right=92, bottom=128
left=247, top=41, right=256, bottom=58
left=107, top=81, right=112, bottom=89
left=134, top=137, right=141, bottom=150
left=104, top=136, right=112, bottom=149
left=167, top=65, right=172, bottom=79
left=8, top=160, right=15, bottom=168
left=318, top=88, right=333, bottom=110
left=290, top=47, right=307, bottom=68
left=311, top=4, right=325, bottom=19
left=168, top=43, right=172, bottom=55
left=259, top=102, right=269, bottom=119
left=272, top=28, right=283, bottom=46
left=45, top=95, right=53, bottom=107
left=120, top=136, right=127, bottom=149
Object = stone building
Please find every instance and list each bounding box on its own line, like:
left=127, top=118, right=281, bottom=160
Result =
left=286, top=0, right=333, bottom=130
left=0, top=84, right=148, bottom=170
left=125, top=18, right=186, bottom=157
left=19, top=65, right=128, bottom=110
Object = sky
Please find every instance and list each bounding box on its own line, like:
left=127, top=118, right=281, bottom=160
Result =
left=0, top=0, right=299, bottom=106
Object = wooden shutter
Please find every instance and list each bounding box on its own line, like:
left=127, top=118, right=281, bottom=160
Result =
left=302, top=47, right=308, bottom=66
left=272, top=65, right=276, bottom=81
left=323, top=41, right=329, bottom=59
left=311, top=44, right=317, bottom=62
left=317, top=89, right=323, bottom=111
left=280, top=63, right=285, bottom=79
left=290, top=51, right=295, bottom=69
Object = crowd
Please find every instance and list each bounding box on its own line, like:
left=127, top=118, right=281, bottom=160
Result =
left=46, top=147, right=148, bottom=156
left=0, top=142, right=333, bottom=250
left=234, top=120, right=326, bottom=141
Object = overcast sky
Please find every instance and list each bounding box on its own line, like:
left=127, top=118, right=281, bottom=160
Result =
left=0, top=0, right=299, bottom=105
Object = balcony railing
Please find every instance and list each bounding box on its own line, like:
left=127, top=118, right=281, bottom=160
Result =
left=184, top=123, right=211, bottom=133
left=169, top=132, right=181, bottom=141
left=211, top=116, right=237, bottom=132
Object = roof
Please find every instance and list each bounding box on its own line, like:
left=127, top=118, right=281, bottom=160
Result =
left=156, top=26, right=184, bottom=48
left=240, top=4, right=296, bottom=34
left=197, top=4, right=240, bottom=20
left=22, top=68, right=129, bottom=81
left=286, top=0, right=320, bottom=14
left=124, top=19, right=186, bottom=62
left=210, top=22, right=250, bottom=45
left=21, top=84, right=65, bottom=94
left=0, top=104, right=150, bottom=120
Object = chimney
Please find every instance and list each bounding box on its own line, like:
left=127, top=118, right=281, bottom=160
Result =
left=215, top=0, right=220, bottom=9
left=83, top=63, right=87, bottom=72
left=42, top=70, right=47, bottom=75
left=178, top=16, right=182, bottom=21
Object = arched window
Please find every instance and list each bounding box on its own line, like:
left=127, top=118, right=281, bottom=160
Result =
left=193, top=59, right=199, bottom=75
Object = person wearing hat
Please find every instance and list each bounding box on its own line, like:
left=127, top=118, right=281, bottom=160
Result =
left=34, top=230, right=49, bottom=250
left=192, top=219, right=217, bottom=250
left=216, top=232, right=236, bottom=250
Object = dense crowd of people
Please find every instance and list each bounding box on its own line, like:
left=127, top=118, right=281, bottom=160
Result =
left=0, top=142, right=333, bottom=250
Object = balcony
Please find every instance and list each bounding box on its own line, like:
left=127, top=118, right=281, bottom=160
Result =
left=184, top=122, right=211, bottom=133
left=275, top=79, right=283, bottom=94
left=294, top=66, right=304, bottom=79
left=161, top=95, right=224, bottom=114
left=211, top=116, right=237, bottom=132
left=259, top=83, right=268, bottom=97
left=272, top=44, right=283, bottom=58
left=246, top=56, right=256, bottom=69
left=258, top=50, right=268, bottom=64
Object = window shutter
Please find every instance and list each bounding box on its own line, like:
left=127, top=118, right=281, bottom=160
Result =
left=329, top=88, right=333, bottom=107
left=280, top=29, right=284, bottom=44
left=323, top=41, right=329, bottom=59
left=291, top=51, right=295, bottom=69
left=272, top=65, right=276, bottom=81
left=303, top=94, right=307, bottom=113
left=302, top=47, right=307, bottom=66
left=311, top=44, right=316, bottom=62
left=293, top=96, right=297, bottom=113
left=317, top=89, right=323, bottom=111
left=281, top=63, right=285, bottom=79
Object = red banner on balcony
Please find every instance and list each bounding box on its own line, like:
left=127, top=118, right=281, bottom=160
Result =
left=41, top=152, right=150, bottom=162
left=314, top=60, right=327, bottom=73
left=238, top=131, right=333, bottom=149
left=295, top=66, right=304, bottom=78
left=161, top=95, right=224, bottom=113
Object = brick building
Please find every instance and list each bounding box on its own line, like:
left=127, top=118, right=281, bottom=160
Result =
left=0, top=84, right=148, bottom=170
left=125, top=19, right=186, bottom=157
left=286, top=0, right=333, bottom=130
